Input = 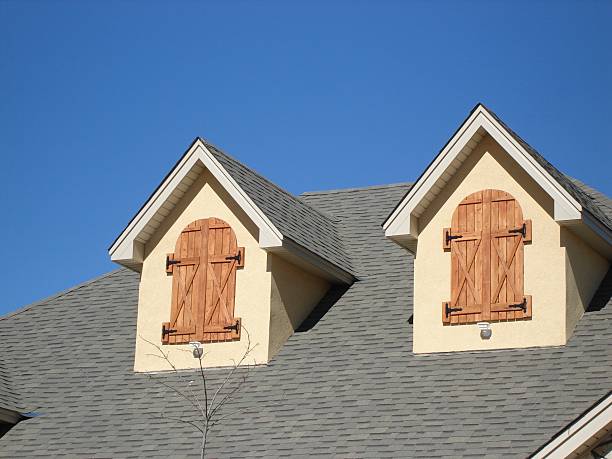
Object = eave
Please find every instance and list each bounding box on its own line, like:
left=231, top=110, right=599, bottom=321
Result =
left=382, top=104, right=612, bottom=258
left=108, top=138, right=354, bottom=284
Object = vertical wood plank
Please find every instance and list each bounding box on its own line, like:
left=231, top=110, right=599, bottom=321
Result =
left=490, top=192, right=499, bottom=322
left=474, top=195, right=483, bottom=323
left=458, top=204, right=467, bottom=314
left=187, top=226, right=195, bottom=337
left=228, top=229, right=238, bottom=336
left=197, top=219, right=209, bottom=340
left=515, top=201, right=524, bottom=320
left=221, top=226, right=231, bottom=340
left=482, top=189, right=491, bottom=321
left=466, top=201, right=475, bottom=323
left=499, top=198, right=507, bottom=321
left=507, top=200, right=515, bottom=320
left=179, top=230, right=189, bottom=337
left=214, top=220, right=223, bottom=341
left=206, top=220, right=216, bottom=340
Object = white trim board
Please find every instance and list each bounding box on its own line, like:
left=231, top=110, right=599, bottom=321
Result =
left=108, top=139, right=354, bottom=284
left=383, top=104, right=587, bottom=249
left=531, top=392, right=612, bottom=458
left=109, top=138, right=284, bottom=267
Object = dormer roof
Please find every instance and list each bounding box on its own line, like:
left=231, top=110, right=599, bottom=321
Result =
left=109, top=138, right=354, bottom=284
left=383, top=103, right=612, bottom=256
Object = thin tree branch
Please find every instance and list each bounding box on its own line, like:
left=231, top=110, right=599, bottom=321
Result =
left=157, top=414, right=204, bottom=433
left=141, top=335, right=207, bottom=420
left=208, top=326, right=256, bottom=411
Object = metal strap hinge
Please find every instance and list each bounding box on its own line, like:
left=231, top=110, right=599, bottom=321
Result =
left=509, top=298, right=527, bottom=312
left=446, top=232, right=463, bottom=245
left=509, top=223, right=527, bottom=238
left=162, top=324, right=177, bottom=336
left=445, top=302, right=463, bottom=317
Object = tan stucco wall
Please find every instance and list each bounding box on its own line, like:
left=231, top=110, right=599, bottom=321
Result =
left=563, top=227, right=609, bottom=339
left=413, top=135, right=572, bottom=353
left=268, top=254, right=330, bottom=359
left=134, top=169, right=272, bottom=371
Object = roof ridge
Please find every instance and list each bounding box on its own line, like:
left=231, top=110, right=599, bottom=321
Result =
left=200, top=138, right=345, bottom=225
left=301, top=182, right=413, bottom=196
left=0, top=269, right=126, bottom=321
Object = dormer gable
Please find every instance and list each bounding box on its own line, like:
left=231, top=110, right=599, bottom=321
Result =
left=109, top=138, right=354, bottom=370
left=110, top=138, right=354, bottom=283
left=384, top=104, right=612, bottom=258
left=383, top=104, right=611, bottom=353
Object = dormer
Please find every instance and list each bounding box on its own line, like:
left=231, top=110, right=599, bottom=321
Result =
left=109, top=138, right=354, bottom=370
left=383, top=104, right=612, bottom=353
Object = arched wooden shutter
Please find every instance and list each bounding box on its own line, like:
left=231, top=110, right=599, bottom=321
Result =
left=162, top=218, right=244, bottom=344
left=443, top=189, right=532, bottom=324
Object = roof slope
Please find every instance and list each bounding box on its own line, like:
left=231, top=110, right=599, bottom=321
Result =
left=203, top=139, right=354, bottom=275
left=484, top=105, right=612, bottom=231
left=1, top=184, right=611, bottom=457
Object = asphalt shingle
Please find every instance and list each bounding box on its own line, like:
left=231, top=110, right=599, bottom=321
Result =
left=0, top=182, right=610, bottom=457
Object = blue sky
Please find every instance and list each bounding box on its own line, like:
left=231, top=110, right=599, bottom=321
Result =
left=1, top=1, right=610, bottom=315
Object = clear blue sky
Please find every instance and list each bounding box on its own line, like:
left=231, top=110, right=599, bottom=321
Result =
left=1, top=1, right=610, bottom=315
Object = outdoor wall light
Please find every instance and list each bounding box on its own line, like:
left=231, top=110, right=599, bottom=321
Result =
left=189, top=341, right=203, bottom=359
left=477, top=322, right=492, bottom=340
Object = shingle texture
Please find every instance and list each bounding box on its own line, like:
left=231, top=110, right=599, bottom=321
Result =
left=204, top=139, right=354, bottom=276
left=1, top=183, right=610, bottom=458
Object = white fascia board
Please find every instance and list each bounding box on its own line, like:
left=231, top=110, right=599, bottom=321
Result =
left=109, top=139, right=283, bottom=265
left=383, top=106, right=583, bottom=243
left=531, top=393, right=612, bottom=458
left=384, top=108, right=483, bottom=238
left=478, top=109, right=582, bottom=221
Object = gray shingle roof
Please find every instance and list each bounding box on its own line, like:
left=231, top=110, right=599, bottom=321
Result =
left=1, top=183, right=610, bottom=457
left=203, top=139, right=355, bottom=276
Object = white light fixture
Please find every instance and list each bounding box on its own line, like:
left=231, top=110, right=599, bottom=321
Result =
left=477, top=322, right=492, bottom=340
left=189, top=341, right=203, bottom=359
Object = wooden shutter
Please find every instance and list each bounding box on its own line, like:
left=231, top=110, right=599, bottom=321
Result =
left=443, top=189, right=532, bottom=324
left=162, top=218, right=244, bottom=344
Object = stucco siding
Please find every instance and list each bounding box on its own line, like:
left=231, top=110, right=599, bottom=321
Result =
left=413, top=135, right=568, bottom=353
left=134, top=169, right=272, bottom=371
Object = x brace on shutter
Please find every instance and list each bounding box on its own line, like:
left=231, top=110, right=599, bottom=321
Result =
left=443, top=189, right=532, bottom=325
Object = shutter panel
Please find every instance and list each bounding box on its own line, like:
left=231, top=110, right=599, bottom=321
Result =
left=162, top=220, right=204, bottom=344
left=162, top=218, right=243, bottom=344
left=443, top=189, right=532, bottom=324
left=443, top=191, right=486, bottom=324
left=202, top=218, right=242, bottom=343
left=489, top=190, right=532, bottom=320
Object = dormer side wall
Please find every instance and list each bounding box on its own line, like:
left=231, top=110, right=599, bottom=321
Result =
left=269, top=254, right=331, bottom=360
left=563, top=227, right=609, bottom=339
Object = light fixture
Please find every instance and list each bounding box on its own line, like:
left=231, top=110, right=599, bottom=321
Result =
left=477, top=322, right=492, bottom=340
left=189, top=341, right=203, bottom=359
